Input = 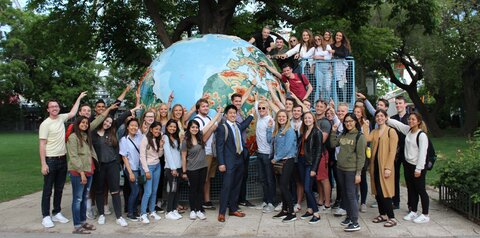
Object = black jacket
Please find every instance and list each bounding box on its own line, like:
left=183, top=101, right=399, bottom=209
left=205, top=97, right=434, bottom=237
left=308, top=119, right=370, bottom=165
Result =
left=298, top=127, right=322, bottom=173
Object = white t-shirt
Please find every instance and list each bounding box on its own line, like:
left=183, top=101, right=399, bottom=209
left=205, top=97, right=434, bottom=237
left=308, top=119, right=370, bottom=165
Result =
left=314, top=45, right=332, bottom=60
left=254, top=101, right=273, bottom=154
left=194, top=114, right=213, bottom=155
left=39, top=113, right=69, bottom=156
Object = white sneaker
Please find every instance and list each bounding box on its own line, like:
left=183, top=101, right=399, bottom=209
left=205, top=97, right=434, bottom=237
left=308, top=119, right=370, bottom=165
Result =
left=256, top=202, right=267, bottom=210
left=403, top=211, right=419, bottom=221
left=149, top=212, right=162, bottom=221
left=294, top=203, right=301, bottom=213
left=86, top=208, right=95, bottom=220
left=196, top=211, right=206, bottom=220
left=116, top=217, right=128, bottom=227
left=42, top=216, right=55, bottom=228
left=173, top=210, right=183, bottom=219
left=52, top=212, right=70, bottom=223
left=334, top=208, right=347, bottom=216
left=322, top=206, right=331, bottom=213
left=166, top=211, right=180, bottom=220
left=413, top=214, right=430, bottom=223
left=189, top=211, right=197, bottom=220
left=97, top=215, right=106, bottom=225
left=104, top=205, right=112, bottom=215
left=274, top=202, right=283, bottom=212
left=263, top=203, right=275, bottom=213
left=140, top=214, right=150, bottom=224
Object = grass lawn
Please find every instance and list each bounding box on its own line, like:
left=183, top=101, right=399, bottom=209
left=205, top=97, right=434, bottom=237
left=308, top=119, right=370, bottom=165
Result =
left=0, top=133, right=42, bottom=202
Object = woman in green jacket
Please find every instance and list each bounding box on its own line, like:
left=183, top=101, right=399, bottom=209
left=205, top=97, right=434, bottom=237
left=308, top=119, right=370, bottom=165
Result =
left=67, top=116, right=98, bottom=234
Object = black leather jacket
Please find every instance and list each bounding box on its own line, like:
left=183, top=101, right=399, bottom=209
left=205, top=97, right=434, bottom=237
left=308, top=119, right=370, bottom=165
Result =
left=298, top=127, right=322, bottom=173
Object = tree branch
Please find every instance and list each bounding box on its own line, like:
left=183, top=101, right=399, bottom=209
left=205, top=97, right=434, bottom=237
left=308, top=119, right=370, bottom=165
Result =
left=172, top=16, right=200, bottom=42
left=143, top=0, right=173, bottom=48
left=259, top=0, right=311, bottom=25
left=382, top=61, right=409, bottom=91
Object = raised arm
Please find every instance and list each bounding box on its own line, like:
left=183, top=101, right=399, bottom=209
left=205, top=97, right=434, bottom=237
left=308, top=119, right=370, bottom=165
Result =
left=386, top=118, right=410, bottom=135
left=303, top=83, right=313, bottom=101
left=356, top=93, right=375, bottom=116
left=362, top=120, right=373, bottom=142
left=290, top=92, right=308, bottom=112
left=90, top=104, right=119, bottom=131
left=202, top=106, right=222, bottom=142
left=259, top=61, right=282, bottom=80
left=117, top=84, right=131, bottom=102
left=68, top=91, right=87, bottom=119
left=241, top=79, right=257, bottom=106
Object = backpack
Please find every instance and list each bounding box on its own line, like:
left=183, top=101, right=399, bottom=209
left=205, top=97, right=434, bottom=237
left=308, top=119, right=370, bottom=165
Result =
left=416, top=131, right=437, bottom=170
left=294, top=73, right=309, bottom=88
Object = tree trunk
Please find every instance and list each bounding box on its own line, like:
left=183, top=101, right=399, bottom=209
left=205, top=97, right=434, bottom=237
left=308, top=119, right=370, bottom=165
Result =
left=461, top=59, right=480, bottom=136
left=405, top=85, right=443, bottom=137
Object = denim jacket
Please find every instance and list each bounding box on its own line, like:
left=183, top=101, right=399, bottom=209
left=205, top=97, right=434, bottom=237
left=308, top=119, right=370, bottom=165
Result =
left=267, top=126, right=297, bottom=161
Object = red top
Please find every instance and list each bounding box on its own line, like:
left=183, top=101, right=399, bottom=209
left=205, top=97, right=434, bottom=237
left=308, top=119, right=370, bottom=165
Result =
left=69, top=158, right=95, bottom=177
left=281, top=73, right=309, bottom=100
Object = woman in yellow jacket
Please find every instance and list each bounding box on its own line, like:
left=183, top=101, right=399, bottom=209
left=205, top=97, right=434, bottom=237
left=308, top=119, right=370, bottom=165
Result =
left=362, top=109, right=398, bottom=227
left=67, top=116, right=98, bottom=234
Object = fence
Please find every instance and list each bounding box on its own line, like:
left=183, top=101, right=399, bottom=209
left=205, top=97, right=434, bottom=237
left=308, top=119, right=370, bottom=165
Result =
left=439, top=184, right=480, bottom=223
left=298, top=58, right=355, bottom=110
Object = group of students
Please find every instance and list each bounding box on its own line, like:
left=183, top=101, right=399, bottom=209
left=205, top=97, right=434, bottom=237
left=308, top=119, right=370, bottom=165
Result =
left=250, top=26, right=352, bottom=103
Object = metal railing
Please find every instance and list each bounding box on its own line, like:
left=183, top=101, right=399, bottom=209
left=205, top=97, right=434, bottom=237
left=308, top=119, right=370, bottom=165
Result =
left=298, top=58, right=355, bottom=110
left=439, top=184, right=480, bottom=223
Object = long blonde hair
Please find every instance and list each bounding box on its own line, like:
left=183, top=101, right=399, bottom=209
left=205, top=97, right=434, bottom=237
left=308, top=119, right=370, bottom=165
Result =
left=273, top=110, right=291, bottom=137
left=156, top=103, right=169, bottom=123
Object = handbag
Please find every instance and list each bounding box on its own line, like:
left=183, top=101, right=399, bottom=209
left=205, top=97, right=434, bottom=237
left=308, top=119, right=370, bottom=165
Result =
left=273, top=160, right=286, bottom=175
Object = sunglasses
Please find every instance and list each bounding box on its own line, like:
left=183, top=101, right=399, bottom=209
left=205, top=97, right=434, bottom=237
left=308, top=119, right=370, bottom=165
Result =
left=258, top=107, right=266, bottom=110
left=289, top=40, right=297, bottom=42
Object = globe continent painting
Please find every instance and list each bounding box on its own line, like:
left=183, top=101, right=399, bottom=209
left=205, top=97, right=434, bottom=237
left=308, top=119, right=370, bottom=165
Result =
left=138, top=34, right=278, bottom=115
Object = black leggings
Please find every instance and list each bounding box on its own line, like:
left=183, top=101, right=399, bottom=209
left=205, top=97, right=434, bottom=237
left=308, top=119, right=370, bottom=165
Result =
left=374, top=155, right=394, bottom=219
left=94, top=160, right=122, bottom=219
left=187, top=167, right=207, bottom=212
left=279, top=159, right=295, bottom=214
left=165, top=168, right=181, bottom=212
left=404, top=162, right=429, bottom=214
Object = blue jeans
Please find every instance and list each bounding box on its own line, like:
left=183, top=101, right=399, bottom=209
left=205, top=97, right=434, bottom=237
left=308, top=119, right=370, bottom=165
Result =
left=141, top=163, right=161, bottom=215
left=41, top=157, right=67, bottom=217
left=257, top=153, right=276, bottom=204
left=126, top=169, right=140, bottom=216
left=70, top=173, right=92, bottom=227
left=297, top=156, right=318, bottom=213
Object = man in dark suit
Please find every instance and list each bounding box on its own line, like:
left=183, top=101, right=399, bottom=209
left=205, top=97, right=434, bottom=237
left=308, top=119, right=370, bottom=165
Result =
left=216, top=105, right=254, bottom=222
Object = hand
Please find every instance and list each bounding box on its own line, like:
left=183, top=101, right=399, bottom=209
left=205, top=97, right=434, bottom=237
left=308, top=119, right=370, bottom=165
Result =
left=108, top=103, right=119, bottom=111
left=294, top=53, right=300, bottom=60
left=168, top=91, right=174, bottom=102
left=171, top=169, right=178, bottom=177
left=80, top=173, right=87, bottom=185
left=129, top=173, right=135, bottom=182
left=285, top=81, right=290, bottom=91
left=145, top=172, right=151, bottom=180
left=253, top=92, right=258, bottom=101
left=384, top=169, right=391, bottom=178
left=78, top=91, right=87, bottom=100
left=332, top=123, right=338, bottom=132
left=259, top=95, right=267, bottom=101
left=310, top=171, right=316, bottom=177
left=364, top=119, right=370, bottom=127
left=329, top=98, right=335, bottom=109
left=414, top=171, right=421, bottom=178
left=216, top=105, right=222, bottom=113
left=125, top=83, right=131, bottom=91
left=182, top=173, right=188, bottom=180
left=41, top=164, right=49, bottom=175
left=266, top=55, right=272, bottom=59
left=179, top=133, right=185, bottom=142
left=160, top=139, right=165, bottom=147
left=268, top=118, right=274, bottom=128
left=248, top=107, right=255, bottom=115
left=354, top=175, right=361, bottom=184
left=356, top=92, right=366, bottom=100
left=258, top=61, right=267, bottom=67
left=271, top=159, right=276, bottom=164
left=251, top=78, right=257, bottom=86
left=219, top=165, right=226, bottom=172
left=266, top=46, right=272, bottom=52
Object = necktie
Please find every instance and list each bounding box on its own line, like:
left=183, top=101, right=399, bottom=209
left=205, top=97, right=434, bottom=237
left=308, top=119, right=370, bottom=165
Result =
left=234, top=124, right=242, bottom=154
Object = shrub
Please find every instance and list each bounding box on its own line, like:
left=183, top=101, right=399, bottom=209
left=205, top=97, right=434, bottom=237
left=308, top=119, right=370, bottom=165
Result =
left=437, top=128, right=480, bottom=203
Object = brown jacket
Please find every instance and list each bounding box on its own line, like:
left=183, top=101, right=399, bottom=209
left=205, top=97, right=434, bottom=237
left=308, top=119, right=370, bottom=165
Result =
left=363, top=125, right=398, bottom=198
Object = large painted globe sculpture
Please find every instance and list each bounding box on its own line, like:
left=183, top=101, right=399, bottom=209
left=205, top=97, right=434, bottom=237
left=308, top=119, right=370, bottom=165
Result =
left=138, top=34, right=279, bottom=152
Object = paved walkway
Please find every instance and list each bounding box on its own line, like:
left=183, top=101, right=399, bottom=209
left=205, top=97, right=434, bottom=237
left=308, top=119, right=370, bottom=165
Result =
left=0, top=186, right=479, bottom=237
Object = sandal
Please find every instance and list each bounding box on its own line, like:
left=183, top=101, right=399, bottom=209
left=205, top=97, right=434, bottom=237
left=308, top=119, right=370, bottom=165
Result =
left=372, top=215, right=388, bottom=223
left=72, top=227, right=91, bottom=234
left=384, top=219, right=398, bottom=227
left=82, top=222, right=96, bottom=231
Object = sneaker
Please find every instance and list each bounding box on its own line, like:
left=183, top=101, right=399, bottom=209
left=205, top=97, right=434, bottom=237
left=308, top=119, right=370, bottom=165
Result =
left=97, top=215, right=106, bottom=225
left=403, top=211, right=419, bottom=221
left=282, top=213, right=297, bottom=223
left=140, top=214, right=150, bottom=224
left=166, top=211, right=180, bottom=220
left=344, top=222, right=361, bottom=232
left=149, top=212, right=162, bottom=221
left=322, top=206, right=331, bottom=213
left=104, top=205, right=112, bottom=215
left=52, top=212, right=70, bottom=223
left=294, top=204, right=301, bottom=213
left=340, top=217, right=352, bottom=226
left=370, top=202, right=378, bottom=208
left=202, top=201, right=215, bottom=209
left=116, top=217, right=128, bottom=227
left=173, top=210, right=183, bottom=219
left=300, top=212, right=313, bottom=220
left=189, top=211, right=197, bottom=220
left=334, top=208, right=347, bottom=217
left=274, top=202, right=283, bottom=212
left=86, top=209, right=95, bottom=220
left=238, top=200, right=255, bottom=208
left=155, top=206, right=165, bottom=214
left=360, top=204, right=367, bottom=213
left=196, top=211, right=206, bottom=220
left=262, top=203, right=275, bottom=213
left=273, top=211, right=288, bottom=219
left=332, top=200, right=340, bottom=209
left=413, top=214, right=430, bottom=223
left=42, top=216, right=55, bottom=228
left=256, top=202, right=267, bottom=210
left=309, top=215, right=321, bottom=224
left=127, top=214, right=138, bottom=221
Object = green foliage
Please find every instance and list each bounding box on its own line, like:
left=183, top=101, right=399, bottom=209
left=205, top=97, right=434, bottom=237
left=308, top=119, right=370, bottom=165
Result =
left=437, top=128, right=480, bottom=203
